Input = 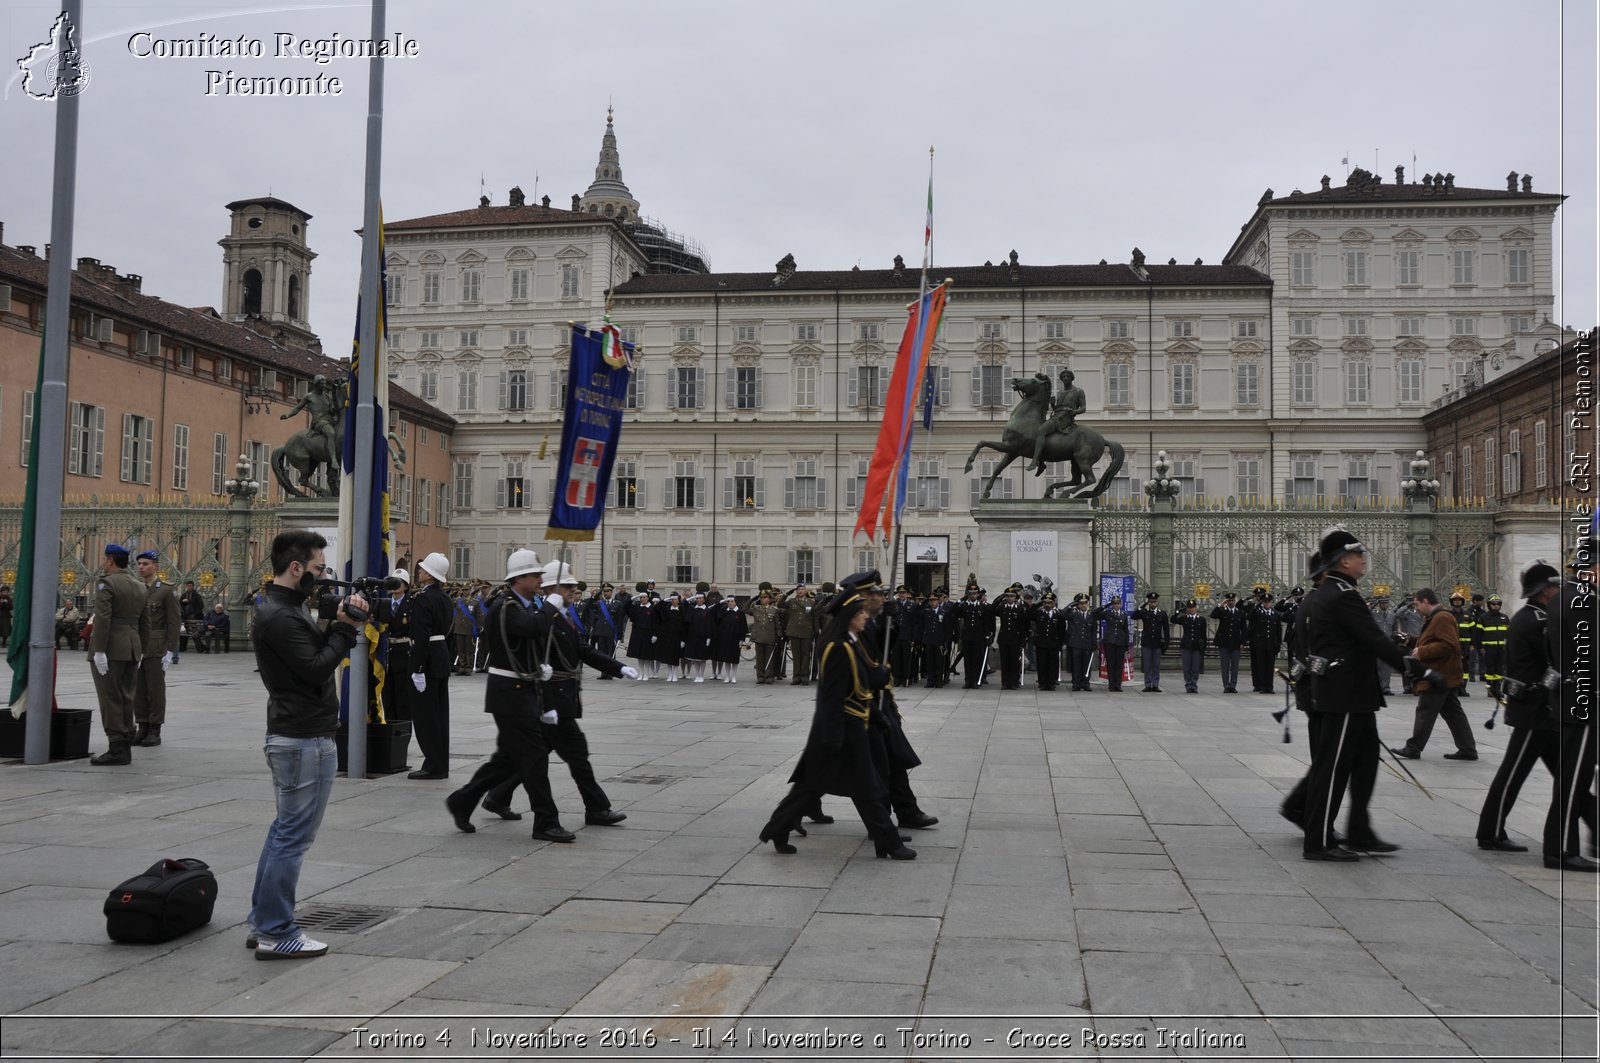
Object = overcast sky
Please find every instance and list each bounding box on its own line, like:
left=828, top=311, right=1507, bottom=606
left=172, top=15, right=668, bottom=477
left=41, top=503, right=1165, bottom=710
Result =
left=3, top=0, right=1594, bottom=348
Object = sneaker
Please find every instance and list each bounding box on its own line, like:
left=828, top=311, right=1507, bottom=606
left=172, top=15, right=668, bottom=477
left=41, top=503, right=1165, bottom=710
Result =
left=254, top=933, right=329, bottom=960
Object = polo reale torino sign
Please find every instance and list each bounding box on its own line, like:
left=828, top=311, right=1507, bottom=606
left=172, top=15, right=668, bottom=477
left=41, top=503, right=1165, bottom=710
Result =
left=1010, top=531, right=1057, bottom=590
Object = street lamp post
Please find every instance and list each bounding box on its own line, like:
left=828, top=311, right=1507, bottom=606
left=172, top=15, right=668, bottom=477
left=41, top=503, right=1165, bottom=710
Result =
left=223, top=455, right=261, bottom=643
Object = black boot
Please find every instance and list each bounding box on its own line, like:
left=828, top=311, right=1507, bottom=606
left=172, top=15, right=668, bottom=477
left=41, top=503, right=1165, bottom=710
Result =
left=874, top=838, right=917, bottom=860
left=140, top=725, right=161, bottom=747
left=132, top=724, right=149, bottom=746
left=91, top=742, right=131, bottom=766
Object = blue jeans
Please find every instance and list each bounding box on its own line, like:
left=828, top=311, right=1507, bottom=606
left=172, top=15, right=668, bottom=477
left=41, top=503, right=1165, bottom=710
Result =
left=250, top=735, right=336, bottom=940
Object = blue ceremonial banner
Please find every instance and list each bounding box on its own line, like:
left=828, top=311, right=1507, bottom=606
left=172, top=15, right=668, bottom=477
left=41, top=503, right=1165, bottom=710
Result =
left=1097, top=572, right=1137, bottom=682
left=548, top=322, right=634, bottom=542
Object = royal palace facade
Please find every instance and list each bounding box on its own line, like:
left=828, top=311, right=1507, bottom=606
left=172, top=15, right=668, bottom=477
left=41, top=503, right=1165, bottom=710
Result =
left=382, top=116, right=1568, bottom=596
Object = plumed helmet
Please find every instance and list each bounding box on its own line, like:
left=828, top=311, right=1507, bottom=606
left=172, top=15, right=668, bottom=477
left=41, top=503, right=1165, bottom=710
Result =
left=1318, top=525, right=1364, bottom=569
left=1519, top=560, right=1561, bottom=598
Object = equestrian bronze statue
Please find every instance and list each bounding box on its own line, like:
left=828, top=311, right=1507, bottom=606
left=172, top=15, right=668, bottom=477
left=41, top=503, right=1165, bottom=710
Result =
left=962, top=372, right=1125, bottom=500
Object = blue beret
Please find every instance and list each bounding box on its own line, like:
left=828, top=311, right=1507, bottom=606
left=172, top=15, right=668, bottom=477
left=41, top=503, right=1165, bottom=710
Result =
left=136, top=550, right=159, bottom=561
left=104, top=544, right=129, bottom=558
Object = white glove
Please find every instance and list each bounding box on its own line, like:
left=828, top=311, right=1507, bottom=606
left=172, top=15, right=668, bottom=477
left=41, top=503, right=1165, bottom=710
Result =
left=93, top=652, right=108, bottom=676
left=412, top=673, right=426, bottom=692
left=539, top=664, right=554, bottom=681
left=650, top=635, right=657, bottom=644
left=161, top=651, right=174, bottom=672
left=539, top=709, right=558, bottom=725
left=620, top=666, right=640, bottom=680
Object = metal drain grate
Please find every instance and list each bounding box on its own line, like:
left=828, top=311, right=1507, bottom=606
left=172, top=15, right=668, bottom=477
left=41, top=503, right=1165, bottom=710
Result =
left=615, top=774, right=678, bottom=786
left=734, top=724, right=784, bottom=729
left=293, top=904, right=396, bottom=934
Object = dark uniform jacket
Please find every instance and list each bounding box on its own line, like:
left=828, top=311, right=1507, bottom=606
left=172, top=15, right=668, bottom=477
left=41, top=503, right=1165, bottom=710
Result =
left=1177, top=612, right=1208, bottom=650
left=1066, top=606, right=1098, bottom=649
left=407, top=582, right=454, bottom=678
left=532, top=597, right=624, bottom=718
left=787, top=632, right=891, bottom=801
left=253, top=583, right=359, bottom=737
left=1301, top=573, right=1407, bottom=714
left=1132, top=605, right=1171, bottom=650
left=1031, top=606, right=1066, bottom=649
left=481, top=589, right=545, bottom=720
left=1092, top=605, right=1131, bottom=647
left=996, top=600, right=1031, bottom=646
left=955, top=599, right=996, bottom=642
left=373, top=591, right=412, bottom=672
left=919, top=601, right=953, bottom=647
left=1549, top=578, right=1596, bottom=726
left=1503, top=602, right=1556, bottom=731
left=1247, top=602, right=1282, bottom=650
left=1209, top=604, right=1248, bottom=648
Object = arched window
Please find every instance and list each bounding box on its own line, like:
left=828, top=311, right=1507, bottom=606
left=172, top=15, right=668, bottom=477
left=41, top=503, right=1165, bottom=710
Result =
left=241, top=269, right=262, bottom=316
left=287, top=274, right=301, bottom=320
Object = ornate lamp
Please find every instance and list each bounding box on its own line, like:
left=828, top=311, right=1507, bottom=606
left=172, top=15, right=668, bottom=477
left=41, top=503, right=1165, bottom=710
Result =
left=223, top=455, right=261, bottom=641
left=1143, top=450, right=1182, bottom=503
left=1400, top=450, right=1441, bottom=504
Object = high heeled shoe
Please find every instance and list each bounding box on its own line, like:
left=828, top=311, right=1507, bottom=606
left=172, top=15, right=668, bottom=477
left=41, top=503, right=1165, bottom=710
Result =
left=874, top=840, right=917, bottom=860
left=758, top=824, right=797, bottom=854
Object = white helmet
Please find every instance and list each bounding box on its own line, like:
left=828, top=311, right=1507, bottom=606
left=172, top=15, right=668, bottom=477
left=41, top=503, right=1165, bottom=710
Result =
left=505, top=549, right=542, bottom=581
left=540, top=560, right=578, bottom=586
left=389, top=567, right=410, bottom=585
left=418, top=552, right=450, bottom=583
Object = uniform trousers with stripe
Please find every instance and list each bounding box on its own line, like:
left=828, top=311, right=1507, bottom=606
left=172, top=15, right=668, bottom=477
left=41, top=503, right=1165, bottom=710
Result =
left=1302, top=711, right=1380, bottom=853
left=1552, top=721, right=1599, bottom=859
left=1475, top=727, right=1559, bottom=846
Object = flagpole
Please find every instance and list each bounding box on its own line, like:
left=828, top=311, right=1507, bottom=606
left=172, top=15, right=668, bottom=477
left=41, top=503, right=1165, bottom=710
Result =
left=23, top=0, right=84, bottom=764
left=348, top=0, right=387, bottom=780
left=884, top=147, right=935, bottom=646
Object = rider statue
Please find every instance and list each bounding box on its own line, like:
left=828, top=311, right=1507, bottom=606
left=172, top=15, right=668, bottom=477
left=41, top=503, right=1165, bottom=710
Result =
left=281, top=375, right=342, bottom=454
left=1028, top=369, right=1085, bottom=473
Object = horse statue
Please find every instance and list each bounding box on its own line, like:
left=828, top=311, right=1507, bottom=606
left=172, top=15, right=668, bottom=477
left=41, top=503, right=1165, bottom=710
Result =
left=962, top=374, right=1125, bottom=501
left=271, top=429, right=340, bottom=498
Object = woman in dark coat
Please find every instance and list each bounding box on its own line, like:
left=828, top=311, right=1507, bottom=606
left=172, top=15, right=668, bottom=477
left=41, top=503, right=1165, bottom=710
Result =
left=625, top=592, right=656, bottom=679
left=652, top=594, right=687, bottom=680
left=683, top=594, right=715, bottom=682
left=711, top=597, right=748, bottom=682
left=758, top=593, right=915, bottom=860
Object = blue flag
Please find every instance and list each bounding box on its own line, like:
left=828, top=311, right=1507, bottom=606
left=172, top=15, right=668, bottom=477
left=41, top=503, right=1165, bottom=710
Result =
left=547, top=323, right=634, bottom=542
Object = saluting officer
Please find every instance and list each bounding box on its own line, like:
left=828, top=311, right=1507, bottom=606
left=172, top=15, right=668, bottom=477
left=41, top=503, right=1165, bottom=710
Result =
left=131, top=550, right=181, bottom=747
left=1031, top=592, right=1066, bottom=691
left=1209, top=592, right=1247, bottom=693
left=995, top=583, right=1031, bottom=690
left=88, top=545, right=149, bottom=765
left=1299, top=528, right=1421, bottom=861
left=1132, top=592, right=1170, bottom=692
left=954, top=584, right=995, bottom=689
left=406, top=552, right=455, bottom=779
left=1247, top=589, right=1282, bottom=694
left=920, top=588, right=953, bottom=689
left=1092, top=594, right=1132, bottom=692
left=1066, top=593, right=1098, bottom=691
left=1176, top=599, right=1208, bottom=694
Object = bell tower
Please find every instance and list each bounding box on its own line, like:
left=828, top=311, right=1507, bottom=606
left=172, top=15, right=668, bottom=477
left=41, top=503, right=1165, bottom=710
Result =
left=219, top=196, right=318, bottom=346
left=577, top=107, right=641, bottom=221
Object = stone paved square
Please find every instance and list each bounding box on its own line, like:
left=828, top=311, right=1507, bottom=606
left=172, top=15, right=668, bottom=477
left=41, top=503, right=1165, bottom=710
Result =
left=0, top=654, right=1595, bottom=1061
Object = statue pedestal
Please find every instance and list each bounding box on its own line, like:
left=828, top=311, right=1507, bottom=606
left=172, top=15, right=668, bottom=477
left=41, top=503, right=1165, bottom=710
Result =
left=972, top=499, right=1096, bottom=598
left=276, top=498, right=342, bottom=564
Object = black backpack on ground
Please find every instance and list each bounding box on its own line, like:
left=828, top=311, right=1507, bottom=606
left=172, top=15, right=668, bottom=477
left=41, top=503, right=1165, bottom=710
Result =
left=103, top=858, right=217, bottom=943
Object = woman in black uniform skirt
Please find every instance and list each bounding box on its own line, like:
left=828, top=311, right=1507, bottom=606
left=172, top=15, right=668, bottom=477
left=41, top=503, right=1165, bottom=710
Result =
left=759, top=592, right=916, bottom=860
left=653, top=594, right=686, bottom=681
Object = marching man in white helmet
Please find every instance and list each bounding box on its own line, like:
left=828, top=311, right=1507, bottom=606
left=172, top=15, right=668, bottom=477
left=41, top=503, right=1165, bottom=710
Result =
left=406, top=552, right=454, bottom=780
left=484, top=559, right=637, bottom=829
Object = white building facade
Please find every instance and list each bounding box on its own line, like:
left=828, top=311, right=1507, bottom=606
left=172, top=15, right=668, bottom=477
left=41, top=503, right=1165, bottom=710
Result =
left=385, top=143, right=1563, bottom=596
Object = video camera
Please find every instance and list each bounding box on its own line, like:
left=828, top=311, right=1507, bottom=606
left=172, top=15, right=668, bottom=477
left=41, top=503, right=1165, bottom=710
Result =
left=313, top=576, right=387, bottom=623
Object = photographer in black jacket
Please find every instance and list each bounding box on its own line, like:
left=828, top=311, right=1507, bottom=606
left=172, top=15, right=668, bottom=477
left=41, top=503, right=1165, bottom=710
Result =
left=247, top=529, right=366, bottom=960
